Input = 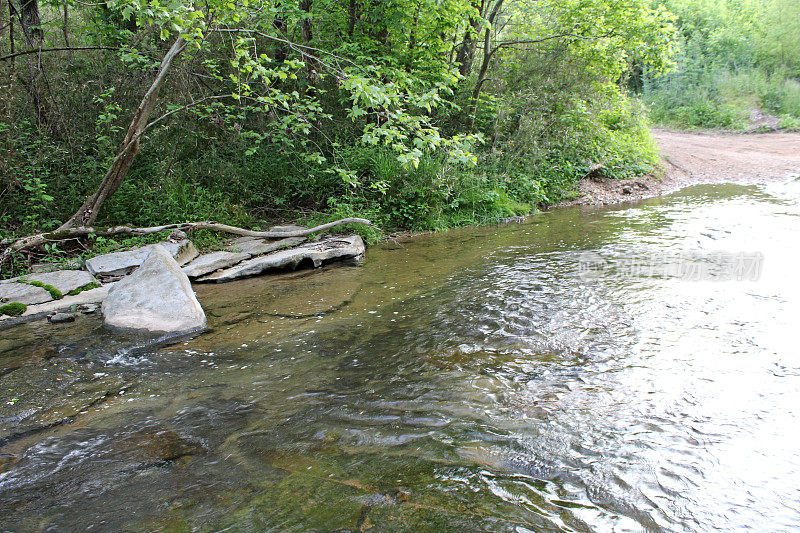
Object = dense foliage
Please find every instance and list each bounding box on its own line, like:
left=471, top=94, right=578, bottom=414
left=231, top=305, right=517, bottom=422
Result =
left=1, top=0, right=675, bottom=261
left=644, top=0, right=800, bottom=129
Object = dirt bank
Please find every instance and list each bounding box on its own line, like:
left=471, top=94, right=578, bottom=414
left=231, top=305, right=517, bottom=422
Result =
left=558, top=129, right=800, bottom=207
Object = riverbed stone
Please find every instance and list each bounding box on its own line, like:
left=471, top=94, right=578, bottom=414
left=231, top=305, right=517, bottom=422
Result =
left=0, top=282, right=52, bottom=306
left=48, top=312, right=77, bottom=324
left=85, top=240, right=199, bottom=278
left=226, top=236, right=304, bottom=256
left=198, top=235, right=365, bottom=283
left=3, top=270, right=97, bottom=296
left=102, top=245, right=206, bottom=335
left=78, top=303, right=99, bottom=314
left=182, top=251, right=251, bottom=278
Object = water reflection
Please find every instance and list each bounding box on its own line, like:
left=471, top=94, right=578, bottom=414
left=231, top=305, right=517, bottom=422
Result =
left=2, top=181, right=800, bottom=531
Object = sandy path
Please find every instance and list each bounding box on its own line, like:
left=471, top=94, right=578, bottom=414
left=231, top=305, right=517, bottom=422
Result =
left=561, top=129, right=800, bottom=206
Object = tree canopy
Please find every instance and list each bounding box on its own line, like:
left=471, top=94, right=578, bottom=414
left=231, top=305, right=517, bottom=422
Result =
left=0, top=0, right=723, bottom=273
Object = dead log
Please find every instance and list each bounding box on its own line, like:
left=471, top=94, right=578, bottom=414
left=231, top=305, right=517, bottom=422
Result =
left=0, top=217, right=375, bottom=269
left=584, top=163, right=606, bottom=182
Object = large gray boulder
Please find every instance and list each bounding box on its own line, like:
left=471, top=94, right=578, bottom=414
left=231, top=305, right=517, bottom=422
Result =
left=102, top=245, right=206, bottom=335
left=198, top=235, right=365, bottom=283
left=86, top=240, right=198, bottom=278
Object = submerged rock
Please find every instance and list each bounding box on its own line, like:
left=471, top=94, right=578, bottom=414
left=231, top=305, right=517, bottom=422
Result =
left=0, top=453, right=18, bottom=474
left=102, top=245, right=206, bottom=335
left=182, top=250, right=250, bottom=278
left=85, top=240, right=198, bottom=278
left=78, top=303, right=99, bottom=314
left=199, top=235, right=364, bottom=283
left=226, top=236, right=304, bottom=256
left=108, top=426, right=205, bottom=465
left=48, top=312, right=76, bottom=324
left=0, top=360, right=129, bottom=447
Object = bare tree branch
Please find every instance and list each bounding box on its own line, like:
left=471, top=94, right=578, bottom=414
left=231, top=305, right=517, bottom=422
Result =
left=489, top=31, right=617, bottom=59
left=0, top=218, right=376, bottom=269
left=0, top=46, right=121, bottom=62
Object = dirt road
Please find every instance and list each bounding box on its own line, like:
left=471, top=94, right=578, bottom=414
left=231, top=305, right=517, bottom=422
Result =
left=562, top=129, right=800, bottom=206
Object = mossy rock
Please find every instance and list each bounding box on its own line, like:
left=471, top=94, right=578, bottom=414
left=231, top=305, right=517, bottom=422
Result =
left=67, top=282, right=100, bottom=296
left=0, top=302, right=27, bottom=317
left=16, top=280, right=63, bottom=300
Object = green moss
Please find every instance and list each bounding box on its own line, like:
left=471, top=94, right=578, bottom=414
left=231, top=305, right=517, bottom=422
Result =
left=0, top=302, right=27, bottom=317
left=67, top=281, right=100, bottom=296
left=22, top=280, right=63, bottom=300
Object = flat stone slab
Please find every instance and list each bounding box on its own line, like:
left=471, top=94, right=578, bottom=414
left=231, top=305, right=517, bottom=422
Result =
left=85, top=240, right=198, bottom=278
left=226, top=236, right=304, bottom=256
left=102, top=245, right=206, bottom=335
left=198, top=235, right=365, bottom=283
left=0, top=282, right=52, bottom=306
left=0, top=284, right=114, bottom=330
left=30, top=259, right=81, bottom=273
left=3, top=270, right=97, bottom=296
left=182, top=251, right=250, bottom=278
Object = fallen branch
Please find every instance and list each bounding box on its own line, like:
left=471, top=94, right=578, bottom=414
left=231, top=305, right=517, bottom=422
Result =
left=0, top=46, right=122, bottom=62
left=0, top=217, right=375, bottom=269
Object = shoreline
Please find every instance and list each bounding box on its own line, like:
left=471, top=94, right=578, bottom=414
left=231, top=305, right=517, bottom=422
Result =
left=554, top=129, right=800, bottom=208
left=3, top=129, right=799, bottom=329
left=387, top=129, right=800, bottom=242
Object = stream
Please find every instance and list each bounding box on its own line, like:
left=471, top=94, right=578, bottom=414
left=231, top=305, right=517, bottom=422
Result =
left=2, top=180, right=799, bottom=531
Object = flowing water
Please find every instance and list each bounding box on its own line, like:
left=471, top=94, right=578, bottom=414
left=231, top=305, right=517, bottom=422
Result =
left=2, top=181, right=800, bottom=532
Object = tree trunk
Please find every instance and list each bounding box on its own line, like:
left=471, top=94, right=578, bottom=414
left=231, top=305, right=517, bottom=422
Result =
left=273, top=14, right=288, bottom=62
left=469, top=0, right=504, bottom=130
left=455, top=24, right=477, bottom=76
left=365, top=0, right=390, bottom=46
left=19, top=0, right=43, bottom=44
left=12, top=0, right=50, bottom=127
left=1, top=218, right=376, bottom=269
left=347, top=0, right=357, bottom=36
left=406, top=2, right=421, bottom=70
left=6, top=0, right=14, bottom=69
left=455, top=1, right=483, bottom=76
left=59, top=37, right=187, bottom=230
left=62, top=0, right=72, bottom=61
left=299, top=0, right=312, bottom=43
